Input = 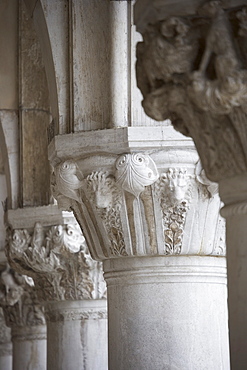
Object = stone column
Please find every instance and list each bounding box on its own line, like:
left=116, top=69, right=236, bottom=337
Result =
left=134, top=1, right=247, bottom=368
left=6, top=210, right=107, bottom=370
left=0, top=264, right=46, bottom=370
left=0, top=308, right=12, bottom=370
left=48, top=126, right=229, bottom=369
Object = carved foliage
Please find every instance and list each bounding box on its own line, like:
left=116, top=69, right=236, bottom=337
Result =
left=136, top=2, right=247, bottom=181
left=86, top=171, right=127, bottom=257
left=7, top=223, right=106, bottom=302
left=155, top=168, right=192, bottom=255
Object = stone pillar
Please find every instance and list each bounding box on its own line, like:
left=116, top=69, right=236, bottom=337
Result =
left=134, top=1, right=247, bottom=368
left=6, top=209, right=107, bottom=370
left=45, top=300, right=107, bottom=370
left=0, top=308, right=12, bottom=370
left=48, top=126, right=229, bottom=369
left=0, top=264, right=46, bottom=370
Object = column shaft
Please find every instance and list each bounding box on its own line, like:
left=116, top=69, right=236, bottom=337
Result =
left=12, top=325, right=46, bottom=370
left=0, top=347, right=12, bottom=370
left=45, top=300, right=107, bottom=370
left=0, top=308, right=12, bottom=370
left=221, top=209, right=247, bottom=368
left=104, top=256, right=229, bottom=370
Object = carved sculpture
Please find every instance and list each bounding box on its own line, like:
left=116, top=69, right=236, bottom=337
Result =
left=0, top=265, right=45, bottom=328
left=154, top=168, right=192, bottom=254
left=51, top=160, right=83, bottom=210
left=6, top=223, right=106, bottom=302
left=115, top=153, right=159, bottom=197
left=86, top=171, right=127, bottom=256
left=136, top=1, right=247, bottom=182
left=50, top=152, right=225, bottom=258
left=0, top=265, right=24, bottom=306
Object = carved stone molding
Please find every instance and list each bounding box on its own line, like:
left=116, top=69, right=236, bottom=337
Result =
left=135, top=1, right=247, bottom=183
left=49, top=141, right=225, bottom=259
left=0, top=264, right=45, bottom=328
left=45, top=308, right=108, bottom=322
left=6, top=222, right=107, bottom=302
left=11, top=326, right=47, bottom=342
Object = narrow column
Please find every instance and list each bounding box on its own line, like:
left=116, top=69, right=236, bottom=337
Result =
left=6, top=211, right=107, bottom=370
left=0, top=264, right=46, bottom=370
left=45, top=300, right=107, bottom=370
left=109, top=0, right=129, bottom=127
left=0, top=308, right=12, bottom=370
left=11, top=326, right=46, bottom=370
left=48, top=126, right=229, bottom=369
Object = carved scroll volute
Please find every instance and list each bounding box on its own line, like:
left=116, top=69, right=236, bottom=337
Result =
left=51, top=160, right=83, bottom=210
left=114, top=153, right=159, bottom=256
left=115, top=153, right=159, bottom=197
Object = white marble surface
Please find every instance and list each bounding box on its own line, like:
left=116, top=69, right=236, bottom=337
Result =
left=46, top=300, right=108, bottom=370
left=104, top=256, right=230, bottom=370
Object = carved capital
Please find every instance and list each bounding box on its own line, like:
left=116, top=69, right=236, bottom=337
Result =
left=115, top=153, right=159, bottom=196
left=135, top=1, right=247, bottom=183
left=0, top=264, right=45, bottom=328
left=49, top=145, right=225, bottom=259
left=6, top=222, right=106, bottom=302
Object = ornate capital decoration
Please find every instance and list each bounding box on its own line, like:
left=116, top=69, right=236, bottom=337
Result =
left=135, top=1, right=247, bottom=183
left=115, top=153, right=159, bottom=197
left=0, top=264, right=45, bottom=328
left=49, top=148, right=225, bottom=259
left=6, top=222, right=106, bottom=302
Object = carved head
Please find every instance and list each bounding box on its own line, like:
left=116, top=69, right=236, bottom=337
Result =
left=161, top=17, right=189, bottom=43
left=87, top=172, right=116, bottom=210
left=162, top=168, right=190, bottom=203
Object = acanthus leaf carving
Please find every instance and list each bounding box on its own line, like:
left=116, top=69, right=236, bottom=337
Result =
left=6, top=222, right=106, bottom=302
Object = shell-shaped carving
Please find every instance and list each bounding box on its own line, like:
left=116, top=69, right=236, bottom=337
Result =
left=55, top=161, right=83, bottom=202
left=115, top=153, right=159, bottom=197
